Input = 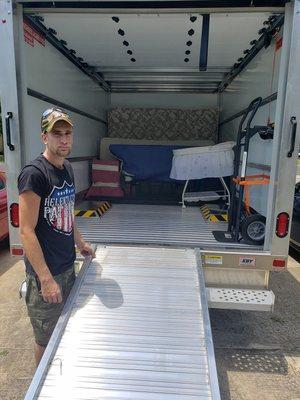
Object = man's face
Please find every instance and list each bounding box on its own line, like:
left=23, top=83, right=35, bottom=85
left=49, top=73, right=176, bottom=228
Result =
left=42, top=120, right=73, bottom=157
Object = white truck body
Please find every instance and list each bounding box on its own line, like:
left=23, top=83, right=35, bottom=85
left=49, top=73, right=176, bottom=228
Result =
left=1, top=0, right=300, bottom=398
left=1, top=0, right=300, bottom=301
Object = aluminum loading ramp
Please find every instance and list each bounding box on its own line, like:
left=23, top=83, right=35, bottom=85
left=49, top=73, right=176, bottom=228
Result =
left=25, top=245, right=220, bottom=400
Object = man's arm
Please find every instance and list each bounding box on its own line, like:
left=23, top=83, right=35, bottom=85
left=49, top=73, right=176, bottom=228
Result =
left=73, top=222, right=95, bottom=258
left=19, top=191, right=62, bottom=303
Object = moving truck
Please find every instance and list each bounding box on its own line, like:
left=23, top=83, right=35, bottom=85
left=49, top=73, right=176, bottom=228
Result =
left=1, top=0, right=299, bottom=398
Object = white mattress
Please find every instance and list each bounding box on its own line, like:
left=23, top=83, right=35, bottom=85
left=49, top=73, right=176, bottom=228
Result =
left=170, top=141, right=235, bottom=180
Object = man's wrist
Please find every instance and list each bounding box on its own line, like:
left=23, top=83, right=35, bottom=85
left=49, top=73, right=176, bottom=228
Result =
left=76, top=240, right=86, bottom=251
left=39, top=271, right=54, bottom=284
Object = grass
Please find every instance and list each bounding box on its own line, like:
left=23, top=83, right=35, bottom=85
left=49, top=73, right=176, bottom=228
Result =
left=0, top=349, right=9, bottom=358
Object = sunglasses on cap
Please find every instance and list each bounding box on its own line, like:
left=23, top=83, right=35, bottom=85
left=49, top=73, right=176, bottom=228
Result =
left=42, top=107, right=66, bottom=118
left=41, top=107, right=73, bottom=133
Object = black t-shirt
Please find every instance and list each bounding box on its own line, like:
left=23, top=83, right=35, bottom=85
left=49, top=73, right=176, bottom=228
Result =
left=18, top=155, right=76, bottom=276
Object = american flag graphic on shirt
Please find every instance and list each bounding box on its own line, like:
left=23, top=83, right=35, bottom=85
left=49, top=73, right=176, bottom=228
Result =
left=43, top=181, right=75, bottom=235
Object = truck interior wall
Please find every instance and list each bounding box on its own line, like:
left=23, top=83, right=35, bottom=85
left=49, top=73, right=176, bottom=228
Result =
left=23, top=37, right=109, bottom=193
left=109, top=93, right=218, bottom=110
left=219, top=31, right=282, bottom=216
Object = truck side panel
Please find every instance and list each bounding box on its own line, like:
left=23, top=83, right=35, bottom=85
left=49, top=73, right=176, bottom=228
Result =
left=23, top=36, right=108, bottom=163
left=267, top=0, right=300, bottom=256
left=219, top=29, right=282, bottom=217
left=0, top=2, right=109, bottom=250
left=0, top=3, right=25, bottom=250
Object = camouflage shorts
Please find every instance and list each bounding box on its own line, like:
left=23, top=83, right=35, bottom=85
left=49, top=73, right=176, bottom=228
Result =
left=25, top=266, right=75, bottom=347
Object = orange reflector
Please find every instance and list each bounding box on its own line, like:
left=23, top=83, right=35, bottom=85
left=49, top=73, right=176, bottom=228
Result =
left=11, top=247, right=23, bottom=256
left=273, top=259, right=286, bottom=268
left=275, top=212, right=289, bottom=238
left=10, top=203, right=19, bottom=228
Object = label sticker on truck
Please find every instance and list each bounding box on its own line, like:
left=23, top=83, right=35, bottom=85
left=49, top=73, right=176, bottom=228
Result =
left=205, top=255, right=223, bottom=265
left=239, top=256, right=256, bottom=267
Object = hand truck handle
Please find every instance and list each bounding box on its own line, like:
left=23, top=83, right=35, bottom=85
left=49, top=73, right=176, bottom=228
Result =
left=245, top=97, right=263, bottom=131
left=237, top=97, right=262, bottom=139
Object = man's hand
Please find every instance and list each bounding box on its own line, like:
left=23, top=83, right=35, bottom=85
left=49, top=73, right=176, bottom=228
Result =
left=40, top=277, right=62, bottom=304
left=78, top=242, right=95, bottom=258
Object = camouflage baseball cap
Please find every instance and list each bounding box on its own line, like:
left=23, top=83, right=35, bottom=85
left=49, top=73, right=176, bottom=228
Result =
left=41, top=107, right=73, bottom=133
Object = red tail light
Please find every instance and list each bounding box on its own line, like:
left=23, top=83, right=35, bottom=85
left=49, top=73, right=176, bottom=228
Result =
left=275, top=212, right=289, bottom=238
left=273, top=259, right=286, bottom=268
left=11, top=247, right=24, bottom=256
left=10, top=203, right=19, bottom=228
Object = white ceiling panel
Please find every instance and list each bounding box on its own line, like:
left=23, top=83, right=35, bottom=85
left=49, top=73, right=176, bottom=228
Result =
left=41, top=13, right=203, bottom=68
left=39, top=11, right=275, bottom=75
left=207, top=12, right=272, bottom=67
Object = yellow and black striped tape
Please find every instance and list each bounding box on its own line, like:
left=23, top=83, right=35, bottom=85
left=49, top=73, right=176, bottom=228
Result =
left=74, top=209, right=96, bottom=217
left=200, top=204, right=228, bottom=223
left=200, top=205, right=211, bottom=220
left=96, top=202, right=111, bottom=217
left=75, top=202, right=111, bottom=218
left=210, top=214, right=228, bottom=222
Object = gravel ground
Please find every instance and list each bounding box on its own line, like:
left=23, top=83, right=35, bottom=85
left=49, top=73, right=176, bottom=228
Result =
left=0, top=240, right=299, bottom=400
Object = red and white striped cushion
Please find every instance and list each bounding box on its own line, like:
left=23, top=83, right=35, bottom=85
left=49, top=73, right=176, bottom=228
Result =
left=86, top=159, right=124, bottom=199
left=92, top=159, right=120, bottom=183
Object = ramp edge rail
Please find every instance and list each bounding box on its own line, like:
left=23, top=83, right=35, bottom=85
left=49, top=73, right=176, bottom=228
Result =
left=195, top=248, right=221, bottom=400
left=24, top=247, right=96, bottom=400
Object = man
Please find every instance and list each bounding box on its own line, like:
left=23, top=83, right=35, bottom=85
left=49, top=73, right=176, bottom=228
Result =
left=18, top=107, right=94, bottom=366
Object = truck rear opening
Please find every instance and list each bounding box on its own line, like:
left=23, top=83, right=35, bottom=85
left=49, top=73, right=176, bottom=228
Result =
left=2, top=2, right=298, bottom=259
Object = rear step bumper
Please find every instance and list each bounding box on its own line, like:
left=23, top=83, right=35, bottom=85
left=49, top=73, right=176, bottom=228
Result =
left=207, top=287, right=275, bottom=311
left=20, top=284, right=275, bottom=312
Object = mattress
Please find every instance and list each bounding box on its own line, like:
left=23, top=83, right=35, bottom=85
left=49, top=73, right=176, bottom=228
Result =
left=170, top=141, right=235, bottom=180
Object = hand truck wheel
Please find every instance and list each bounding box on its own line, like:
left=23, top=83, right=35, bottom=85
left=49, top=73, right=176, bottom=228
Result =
left=240, top=214, right=266, bottom=245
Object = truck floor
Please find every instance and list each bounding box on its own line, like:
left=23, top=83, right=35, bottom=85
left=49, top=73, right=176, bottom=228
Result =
left=75, top=203, right=259, bottom=249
